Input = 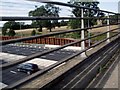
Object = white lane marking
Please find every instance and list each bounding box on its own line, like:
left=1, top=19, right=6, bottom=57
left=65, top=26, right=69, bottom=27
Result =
left=0, top=82, right=8, bottom=89
left=45, top=44, right=82, bottom=51
left=10, top=71, right=17, bottom=74
left=25, top=58, right=57, bottom=69
left=49, top=53, right=54, bottom=55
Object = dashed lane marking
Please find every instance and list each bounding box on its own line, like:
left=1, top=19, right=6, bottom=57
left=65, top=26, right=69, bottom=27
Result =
left=10, top=71, right=17, bottom=74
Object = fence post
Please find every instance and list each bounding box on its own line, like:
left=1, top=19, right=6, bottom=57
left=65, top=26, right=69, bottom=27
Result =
left=118, top=14, right=120, bottom=37
left=87, top=9, right=91, bottom=47
left=107, top=13, right=110, bottom=43
left=81, top=8, right=86, bottom=57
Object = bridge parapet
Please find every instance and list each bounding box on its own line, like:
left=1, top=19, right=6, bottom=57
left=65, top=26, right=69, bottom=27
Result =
left=1, top=1, right=120, bottom=89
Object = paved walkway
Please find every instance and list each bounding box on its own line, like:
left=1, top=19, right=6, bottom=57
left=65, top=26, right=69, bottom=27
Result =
left=104, top=64, right=119, bottom=88
left=103, top=54, right=120, bottom=88
left=104, top=50, right=120, bottom=89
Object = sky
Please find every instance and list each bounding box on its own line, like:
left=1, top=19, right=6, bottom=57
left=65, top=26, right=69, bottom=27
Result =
left=0, top=0, right=120, bottom=27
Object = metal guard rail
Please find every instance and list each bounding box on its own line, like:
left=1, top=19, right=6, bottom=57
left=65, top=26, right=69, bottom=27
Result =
left=41, top=36, right=120, bottom=89
left=1, top=27, right=120, bottom=69
left=1, top=23, right=119, bottom=45
left=1, top=1, right=120, bottom=89
left=30, top=1, right=119, bottom=15
left=3, top=32, right=120, bottom=89
left=1, top=16, right=120, bottom=21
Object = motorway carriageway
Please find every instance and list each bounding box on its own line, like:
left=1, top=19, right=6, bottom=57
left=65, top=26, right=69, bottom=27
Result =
left=0, top=44, right=79, bottom=89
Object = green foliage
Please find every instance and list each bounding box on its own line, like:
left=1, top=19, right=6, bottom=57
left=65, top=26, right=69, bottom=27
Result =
left=70, top=32, right=81, bottom=39
left=68, top=19, right=81, bottom=29
left=60, top=20, right=68, bottom=26
left=31, top=30, right=36, bottom=36
left=2, top=27, right=7, bottom=36
left=60, top=32, right=81, bottom=39
left=1, top=21, right=31, bottom=36
left=2, top=21, right=19, bottom=36
left=8, top=29, right=16, bottom=36
left=2, top=21, right=22, bottom=30
left=91, top=33, right=106, bottom=42
left=29, top=4, right=60, bottom=32
left=68, top=0, right=105, bottom=27
left=109, top=15, right=118, bottom=24
left=3, top=21, right=13, bottom=29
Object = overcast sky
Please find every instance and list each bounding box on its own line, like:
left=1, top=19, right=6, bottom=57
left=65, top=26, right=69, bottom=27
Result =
left=0, top=0, right=120, bottom=27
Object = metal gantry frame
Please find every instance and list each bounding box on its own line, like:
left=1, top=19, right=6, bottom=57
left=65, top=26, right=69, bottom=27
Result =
left=1, top=1, right=120, bottom=89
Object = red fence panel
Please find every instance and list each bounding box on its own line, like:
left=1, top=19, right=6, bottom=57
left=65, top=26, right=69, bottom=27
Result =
left=0, top=36, right=92, bottom=47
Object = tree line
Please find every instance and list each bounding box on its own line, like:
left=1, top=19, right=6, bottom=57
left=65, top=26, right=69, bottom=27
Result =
left=2, top=0, right=117, bottom=37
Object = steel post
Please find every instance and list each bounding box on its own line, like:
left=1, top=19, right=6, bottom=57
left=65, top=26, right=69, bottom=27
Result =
left=81, top=8, right=86, bottom=57
left=107, top=13, right=110, bottom=43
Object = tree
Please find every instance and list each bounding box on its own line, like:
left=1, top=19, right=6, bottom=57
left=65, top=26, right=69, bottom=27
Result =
left=2, top=21, right=25, bottom=36
left=68, top=0, right=104, bottom=28
left=2, top=27, right=7, bottom=36
left=8, top=29, right=16, bottom=36
left=2, top=21, right=16, bottom=36
left=29, top=4, right=60, bottom=32
left=60, top=20, right=68, bottom=26
left=2, top=21, right=12, bottom=36
left=68, top=19, right=80, bottom=29
left=29, top=5, right=47, bottom=32
left=31, top=30, right=36, bottom=36
left=31, top=21, right=38, bottom=30
left=109, top=15, right=118, bottom=24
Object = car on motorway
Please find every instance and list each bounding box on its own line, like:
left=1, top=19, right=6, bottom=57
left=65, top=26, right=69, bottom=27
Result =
left=17, top=63, right=39, bottom=75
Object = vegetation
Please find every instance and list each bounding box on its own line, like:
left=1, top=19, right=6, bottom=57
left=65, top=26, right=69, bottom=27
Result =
left=2, top=27, right=7, bottom=36
left=68, top=0, right=105, bottom=29
left=31, top=30, right=36, bottom=36
left=8, top=29, right=16, bottom=36
left=109, top=15, right=118, bottom=24
left=2, top=0, right=111, bottom=40
left=1, top=21, right=32, bottom=36
left=29, top=4, right=61, bottom=32
left=2, top=21, right=17, bottom=36
left=65, top=0, right=105, bottom=39
left=68, top=19, right=81, bottom=29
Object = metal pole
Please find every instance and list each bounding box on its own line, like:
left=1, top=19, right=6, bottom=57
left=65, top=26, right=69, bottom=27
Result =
left=118, top=15, right=120, bottom=37
left=107, top=13, right=110, bottom=43
left=88, top=10, right=91, bottom=47
left=81, top=8, right=86, bottom=57
left=118, top=2, right=120, bottom=37
left=88, top=27, right=91, bottom=47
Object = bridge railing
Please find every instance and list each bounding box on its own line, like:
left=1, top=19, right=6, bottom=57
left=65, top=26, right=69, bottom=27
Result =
left=1, top=1, right=120, bottom=89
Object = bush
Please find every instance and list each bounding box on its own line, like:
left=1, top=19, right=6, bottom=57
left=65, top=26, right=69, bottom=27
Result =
left=31, top=30, right=36, bottom=36
left=8, top=29, right=16, bottom=36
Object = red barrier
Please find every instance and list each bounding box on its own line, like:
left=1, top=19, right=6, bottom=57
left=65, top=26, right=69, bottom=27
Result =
left=0, top=36, right=91, bottom=47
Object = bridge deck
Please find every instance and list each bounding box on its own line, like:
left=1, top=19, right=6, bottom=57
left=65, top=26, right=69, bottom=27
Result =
left=104, top=63, right=119, bottom=88
left=18, top=37, right=120, bottom=89
left=103, top=53, right=120, bottom=88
